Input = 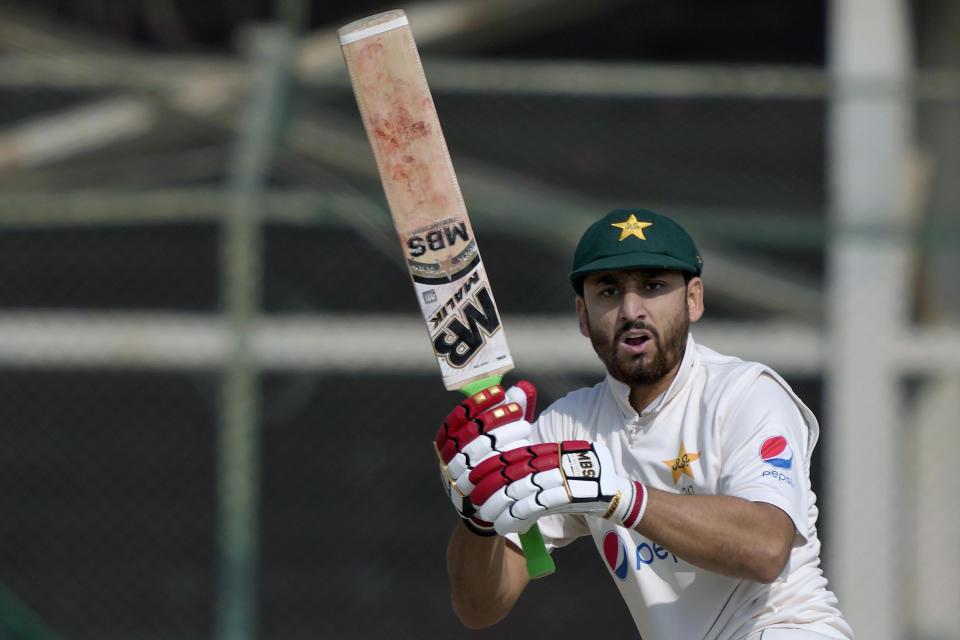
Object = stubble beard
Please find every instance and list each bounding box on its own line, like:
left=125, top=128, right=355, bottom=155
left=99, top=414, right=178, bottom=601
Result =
left=586, top=310, right=690, bottom=387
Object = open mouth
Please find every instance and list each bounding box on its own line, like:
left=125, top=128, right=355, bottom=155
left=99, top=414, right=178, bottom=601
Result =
left=619, top=328, right=654, bottom=352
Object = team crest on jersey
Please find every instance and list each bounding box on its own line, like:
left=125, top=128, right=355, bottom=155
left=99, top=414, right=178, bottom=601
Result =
left=662, top=443, right=700, bottom=484
left=603, top=531, right=629, bottom=580
left=760, top=435, right=793, bottom=470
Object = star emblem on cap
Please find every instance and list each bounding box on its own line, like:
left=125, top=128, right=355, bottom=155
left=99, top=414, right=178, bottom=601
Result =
left=662, top=443, right=700, bottom=485
left=611, top=213, right=653, bottom=241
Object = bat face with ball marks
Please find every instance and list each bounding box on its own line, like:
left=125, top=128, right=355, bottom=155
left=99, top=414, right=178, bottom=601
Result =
left=338, top=9, right=513, bottom=391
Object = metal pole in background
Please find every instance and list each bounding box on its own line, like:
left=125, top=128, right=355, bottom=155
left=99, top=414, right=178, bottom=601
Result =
left=217, top=25, right=291, bottom=640
left=910, top=1, right=960, bottom=634
left=826, top=1, right=912, bottom=638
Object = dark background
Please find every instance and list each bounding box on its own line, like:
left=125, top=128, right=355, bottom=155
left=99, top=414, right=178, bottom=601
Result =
left=0, top=1, right=842, bottom=638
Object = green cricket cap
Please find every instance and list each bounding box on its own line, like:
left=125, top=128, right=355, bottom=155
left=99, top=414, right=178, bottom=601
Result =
left=569, top=209, right=703, bottom=294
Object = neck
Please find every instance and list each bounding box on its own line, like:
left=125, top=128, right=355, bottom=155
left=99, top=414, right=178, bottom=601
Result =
left=627, top=359, right=682, bottom=414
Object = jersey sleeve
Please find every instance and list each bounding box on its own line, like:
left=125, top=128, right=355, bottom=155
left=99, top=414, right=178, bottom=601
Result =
left=717, top=373, right=812, bottom=542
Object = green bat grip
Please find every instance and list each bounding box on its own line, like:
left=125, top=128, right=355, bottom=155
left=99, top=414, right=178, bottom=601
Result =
left=460, top=375, right=556, bottom=579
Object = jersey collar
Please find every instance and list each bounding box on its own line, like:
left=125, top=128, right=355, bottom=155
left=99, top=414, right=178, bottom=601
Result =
left=606, top=333, right=699, bottom=420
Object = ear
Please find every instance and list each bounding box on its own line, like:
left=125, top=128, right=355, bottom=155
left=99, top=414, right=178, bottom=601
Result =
left=687, top=277, right=704, bottom=323
left=576, top=296, right=590, bottom=338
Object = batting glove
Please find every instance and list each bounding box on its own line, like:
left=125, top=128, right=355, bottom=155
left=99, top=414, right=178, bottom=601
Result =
left=469, top=440, right=648, bottom=536
left=434, top=381, right=537, bottom=536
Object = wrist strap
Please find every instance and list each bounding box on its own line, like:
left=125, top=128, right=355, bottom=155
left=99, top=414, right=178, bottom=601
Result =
left=620, top=481, right=647, bottom=529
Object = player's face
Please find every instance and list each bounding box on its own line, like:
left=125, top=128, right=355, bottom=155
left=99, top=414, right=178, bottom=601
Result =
left=577, top=269, right=703, bottom=387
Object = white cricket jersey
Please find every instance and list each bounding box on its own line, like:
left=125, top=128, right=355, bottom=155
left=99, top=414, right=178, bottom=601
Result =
left=513, top=334, right=853, bottom=640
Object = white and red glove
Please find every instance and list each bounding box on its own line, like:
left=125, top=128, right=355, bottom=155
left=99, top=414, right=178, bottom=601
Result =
left=469, top=440, right=647, bottom=536
left=433, top=381, right=537, bottom=536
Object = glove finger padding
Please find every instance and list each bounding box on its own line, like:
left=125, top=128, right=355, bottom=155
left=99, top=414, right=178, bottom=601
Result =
left=469, top=440, right=647, bottom=536
left=446, top=414, right=531, bottom=482
left=435, top=382, right=536, bottom=461
left=433, top=382, right=537, bottom=535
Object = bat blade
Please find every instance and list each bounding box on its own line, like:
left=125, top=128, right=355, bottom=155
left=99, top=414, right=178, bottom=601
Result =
left=338, top=10, right=513, bottom=392
left=339, top=10, right=555, bottom=579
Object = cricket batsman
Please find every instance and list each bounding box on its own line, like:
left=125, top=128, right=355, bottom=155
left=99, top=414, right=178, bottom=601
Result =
left=435, top=209, right=854, bottom=639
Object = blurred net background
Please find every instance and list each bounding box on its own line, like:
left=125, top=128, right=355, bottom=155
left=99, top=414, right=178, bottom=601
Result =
left=0, top=1, right=958, bottom=639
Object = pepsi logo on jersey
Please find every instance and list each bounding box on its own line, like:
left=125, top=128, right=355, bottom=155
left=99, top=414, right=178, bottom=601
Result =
left=762, top=469, right=795, bottom=487
left=604, top=531, right=630, bottom=580
left=759, top=435, right=793, bottom=470
left=603, top=530, right=679, bottom=581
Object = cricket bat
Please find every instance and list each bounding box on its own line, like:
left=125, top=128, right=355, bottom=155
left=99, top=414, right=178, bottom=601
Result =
left=338, top=9, right=554, bottom=578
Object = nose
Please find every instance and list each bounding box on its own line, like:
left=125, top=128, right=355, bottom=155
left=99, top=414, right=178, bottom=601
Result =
left=619, top=290, right=647, bottom=322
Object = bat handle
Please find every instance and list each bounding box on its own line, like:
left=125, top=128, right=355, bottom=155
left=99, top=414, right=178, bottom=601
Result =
left=460, top=375, right=556, bottom=579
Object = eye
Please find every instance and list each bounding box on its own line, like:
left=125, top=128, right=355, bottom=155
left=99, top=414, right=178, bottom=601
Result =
left=598, top=286, right=620, bottom=297
left=645, top=281, right=666, bottom=291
